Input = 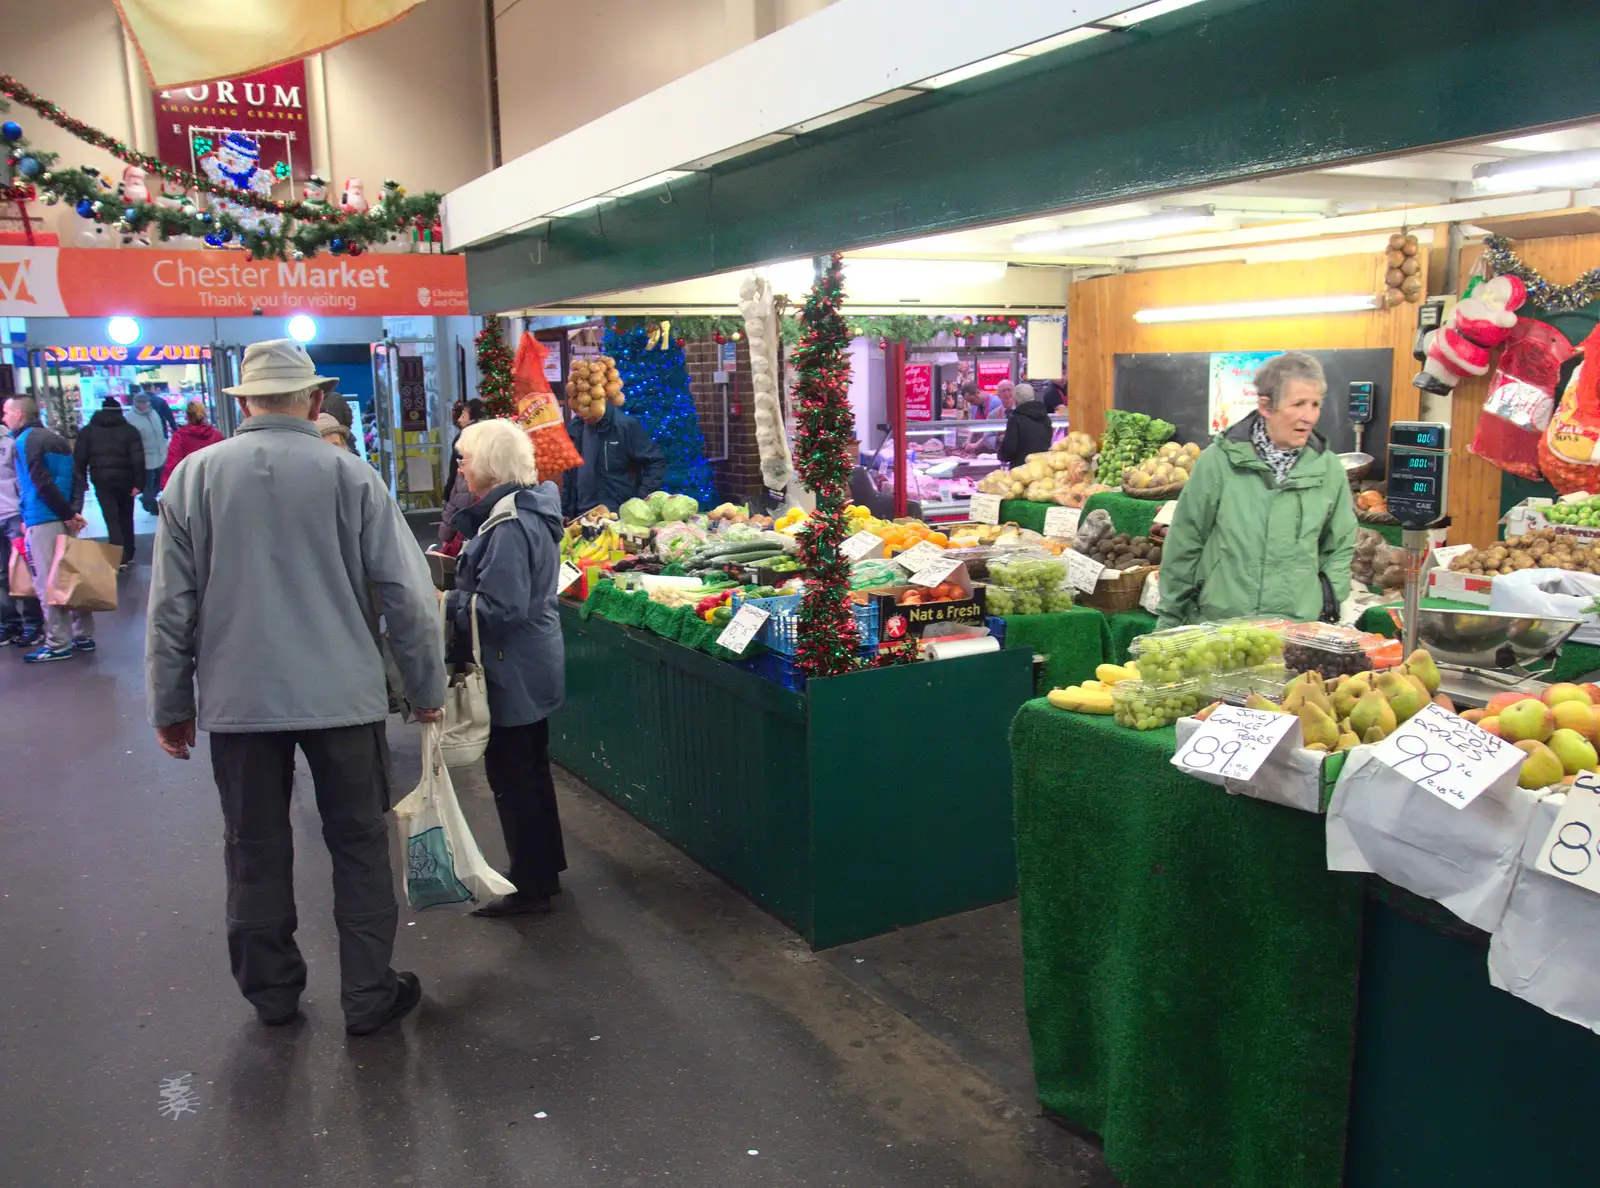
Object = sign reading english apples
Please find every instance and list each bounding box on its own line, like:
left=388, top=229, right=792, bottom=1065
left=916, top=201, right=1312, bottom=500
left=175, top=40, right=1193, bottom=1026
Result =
left=0, top=246, right=467, bottom=318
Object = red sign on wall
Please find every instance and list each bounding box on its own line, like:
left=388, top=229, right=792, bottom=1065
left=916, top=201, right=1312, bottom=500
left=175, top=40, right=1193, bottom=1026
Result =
left=153, top=61, right=312, bottom=197
left=977, top=358, right=1013, bottom=393
left=904, top=363, right=933, bottom=422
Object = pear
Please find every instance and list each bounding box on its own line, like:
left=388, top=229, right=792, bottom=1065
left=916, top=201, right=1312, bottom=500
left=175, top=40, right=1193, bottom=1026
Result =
left=1245, top=692, right=1285, bottom=713
left=1305, top=742, right=1329, bottom=753
left=1377, top=670, right=1428, bottom=723
left=1363, top=723, right=1390, bottom=745
left=1336, top=730, right=1360, bottom=752
left=1404, top=649, right=1442, bottom=695
left=1297, top=702, right=1340, bottom=750
left=1332, top=674, right=1371, bottom=720
left=1350, top=689, right=1398, bottom=739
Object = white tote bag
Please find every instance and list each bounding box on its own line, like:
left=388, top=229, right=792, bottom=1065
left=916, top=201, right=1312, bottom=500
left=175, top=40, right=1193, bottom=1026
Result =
left=440, top=594, right=491, bottom=767
left=392, top=722, right=516, bottom=910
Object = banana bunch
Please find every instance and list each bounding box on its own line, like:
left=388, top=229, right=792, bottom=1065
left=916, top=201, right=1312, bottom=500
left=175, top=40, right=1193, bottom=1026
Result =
left=561, top=523, right=626, bottom=563
left=1047, top=663, right=1140, bottom=715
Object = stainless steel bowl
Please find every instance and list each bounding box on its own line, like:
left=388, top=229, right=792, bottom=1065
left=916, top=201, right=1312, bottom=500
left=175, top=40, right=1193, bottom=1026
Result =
left=1404, top=608, right=1583, bottom=668
left=1340, top=452, right=1375, bottom=483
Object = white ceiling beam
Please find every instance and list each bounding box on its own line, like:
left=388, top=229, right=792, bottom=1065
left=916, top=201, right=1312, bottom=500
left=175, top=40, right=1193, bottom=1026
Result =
left=444, top=0, right=1155, bottom=251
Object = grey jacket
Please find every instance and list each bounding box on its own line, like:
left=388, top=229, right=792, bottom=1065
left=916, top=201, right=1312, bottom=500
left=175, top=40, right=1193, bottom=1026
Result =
left=445, top=481, right=565, bottom=728
left=127, top=404, right=168, bottom=469
left=0, top=426, right=18, bottom=522
left=146, top=414, right=446, bottom=732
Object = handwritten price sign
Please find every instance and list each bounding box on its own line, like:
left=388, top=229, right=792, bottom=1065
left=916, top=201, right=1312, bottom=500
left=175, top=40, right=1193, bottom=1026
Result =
left=1369, top=701, right=1525, bottom=808
left=1535, top=774, right=1600, bottom=895
left=1065, top=549, right=1106, bottom=594
left=557, top=562, right=583, bottom=594
left=1043, top=505, right=1081, bottom=541
left=969, top=493, right=1002, bottom=525
left=840, top=530, right=885, bottom=561
left=1171, top=705, right=1300, bottom=783
left=894, top=540, right=946, bottom=573
left=715, top=604, right=770, bottom=656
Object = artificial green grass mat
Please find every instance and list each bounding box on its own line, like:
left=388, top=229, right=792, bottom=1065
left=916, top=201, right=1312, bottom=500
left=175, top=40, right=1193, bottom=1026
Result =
left=998, top=491, right=1162, bottom=539
left=1106, top=608, right=1158, bottom=664
left=581, top=581, right=747, bottom=661
left=1359, top=596, right=1600, bottom=682
left=1011, top=702, right=1363, bottom=1188
left=1000, top=609, right=1111, bottom=692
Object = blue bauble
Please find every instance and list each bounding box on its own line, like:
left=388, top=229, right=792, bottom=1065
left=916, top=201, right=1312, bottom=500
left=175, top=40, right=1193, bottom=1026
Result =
left=330, top=238, right=345, bottom=255
left=204, top=233, right=225, bottom=247
left=16, top=156, right=40, bottom=178
left=75, top=198, right=94, bottom=218
left=217, top=228, right=232, bottom=244
left=122, top=207, right=137, bottom=224
left=1, top=122, right=22, bottom=143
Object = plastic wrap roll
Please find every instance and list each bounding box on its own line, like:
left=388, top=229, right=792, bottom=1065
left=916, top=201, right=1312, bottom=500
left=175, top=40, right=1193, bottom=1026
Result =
left=921, top=636, right=1001, bottom=662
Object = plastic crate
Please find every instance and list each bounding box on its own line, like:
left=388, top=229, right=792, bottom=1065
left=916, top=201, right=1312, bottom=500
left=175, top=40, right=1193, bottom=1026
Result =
left=731, top=591, right=881, bottom=656
left=733, top=647, right=878, bottom=692
left=986, top=616, right=1007, bottom=647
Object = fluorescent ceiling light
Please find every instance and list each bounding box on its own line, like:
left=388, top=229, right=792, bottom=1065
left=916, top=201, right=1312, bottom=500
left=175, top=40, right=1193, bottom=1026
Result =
left=765, top=257, right=1009, bottom=293
left=1134, top=295, right=1381, bottom=324
left=1014, top=206, right=1217, bottom=252
left=1473, top=147, right=1600, bottom=193
left=547, top=196, right=605, bottom=218
left=606, top=170, right=694, bottom=198
left=1101, top=0, right=1208, bottom=28
left=916, top=53, right=1027, bottom=89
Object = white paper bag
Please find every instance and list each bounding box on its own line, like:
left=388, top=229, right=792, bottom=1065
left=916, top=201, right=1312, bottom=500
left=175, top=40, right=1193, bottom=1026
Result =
left=392, top=723, right=515, bottom=910
left=1173, top=716, right=1324, bottom=813
left=1489, top=567, right=1600, bottom=646
left=1325, top=747, right=1537, bottom=931
left=1488, top=797, right=1600, bottom=1033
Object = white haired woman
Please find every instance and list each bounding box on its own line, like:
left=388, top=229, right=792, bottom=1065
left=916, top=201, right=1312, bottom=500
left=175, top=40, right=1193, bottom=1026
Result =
left=444, top=419, right=569, bottom=917
left=1156, top=351, right=1356, bottom=627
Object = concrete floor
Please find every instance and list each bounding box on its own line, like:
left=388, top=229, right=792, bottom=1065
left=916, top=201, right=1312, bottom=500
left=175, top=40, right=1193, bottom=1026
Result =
left=0, top=562, right=1115, bottom=1187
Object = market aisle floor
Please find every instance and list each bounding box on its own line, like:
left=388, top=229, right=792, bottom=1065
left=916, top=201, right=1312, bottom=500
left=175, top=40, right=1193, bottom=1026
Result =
left=0, top=566, right=1114, bottom=1188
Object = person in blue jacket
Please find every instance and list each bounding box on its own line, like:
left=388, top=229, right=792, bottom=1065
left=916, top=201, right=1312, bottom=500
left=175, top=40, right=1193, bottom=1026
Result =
left=560, top=401, right=666, bottom=518
left=1, top=396, right=93, bottom=663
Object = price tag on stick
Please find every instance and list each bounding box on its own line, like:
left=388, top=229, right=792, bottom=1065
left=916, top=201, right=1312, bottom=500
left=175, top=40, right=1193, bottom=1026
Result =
left=1043, top=505, right=1081, bottom=541
left=840, top=530, right=885, bottom=561
left=909, top=556, right=963, bottom=588
left=1368, top=701, right=1525, bottom=809
left=1535, top=774, right=1600, bottom=895
left=969, top=493, right=1002, bottom=525
left=716, top=604, right=770, bottom=656
left=1065, top=549, right=1106, bottom=594
left=1171, top=705, right=1300, bottom=784
left=557, top=562, right=583, bottom=594
left=894, top=541, right=945, bottom=573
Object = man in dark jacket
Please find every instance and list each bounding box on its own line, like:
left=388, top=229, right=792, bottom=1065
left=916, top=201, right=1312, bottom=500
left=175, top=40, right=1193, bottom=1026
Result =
left=560, top=403, right=667, bottom=517
left=74, top=397, right=145, bottom=568
left=997, top=383, right=1055, bottom=465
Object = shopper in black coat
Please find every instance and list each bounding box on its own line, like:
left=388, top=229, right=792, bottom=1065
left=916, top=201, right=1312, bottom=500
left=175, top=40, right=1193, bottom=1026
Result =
left=997, top=384, right=1055, bottom=466
left=73, top=397, right=145, bottom=567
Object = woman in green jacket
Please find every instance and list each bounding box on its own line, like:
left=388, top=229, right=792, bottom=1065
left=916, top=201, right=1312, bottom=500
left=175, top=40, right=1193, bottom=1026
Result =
left=1155, top=352, right=1357, bottom=628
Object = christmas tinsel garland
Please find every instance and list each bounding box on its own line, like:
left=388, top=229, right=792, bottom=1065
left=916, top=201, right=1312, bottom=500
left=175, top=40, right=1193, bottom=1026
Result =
left=1483, top=235, right=1600, bottom=314
left=0, top=76, right=441, bottom=260
left=474, top=316, right=516, bottom=419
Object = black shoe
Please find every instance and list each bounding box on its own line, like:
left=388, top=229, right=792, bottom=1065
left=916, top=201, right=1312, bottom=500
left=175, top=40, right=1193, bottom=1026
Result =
left=345, top=972, right=421, bottom=1036
left=499, top=871, right=562, bottom=896
left=0, top=625, right=20, bottom=647
left=473, top=893, right=553, bottom=918
left=14, top=627, right=40, bottom=648
left=258, top=1006, right=302, bottom=1027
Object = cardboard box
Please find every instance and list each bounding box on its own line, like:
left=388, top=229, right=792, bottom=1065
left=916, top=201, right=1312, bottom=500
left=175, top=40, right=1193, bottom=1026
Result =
left=1426, top=568, right=1494, bottom=606
left=858, top=563, right=988, bottom=640
left=1500, top=497, right=1600, bottom=543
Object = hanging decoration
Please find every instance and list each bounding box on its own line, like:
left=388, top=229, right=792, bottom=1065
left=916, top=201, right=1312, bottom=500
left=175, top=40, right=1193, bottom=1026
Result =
left=1381, top=231, right=1423, bottom=307
left=0, top=77, right=441, bottom=259
left=790, top=253, right=863, bottom=678
left=1484, top=235, right=1600, bottom=314
left=739, top=273, right=794, bottom=493
left=474, top=316, right=516, bottom=420
left=602, top=324, right=717, bottom=506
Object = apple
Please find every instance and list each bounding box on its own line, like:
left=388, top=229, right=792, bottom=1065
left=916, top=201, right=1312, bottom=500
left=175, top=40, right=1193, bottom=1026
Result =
left=1548, top=728, right=1599, bottom=775
left=1516, top=739, right=1565, bottom=790
left=1461, top=708, right=1487, bottom=724
left=1500, top=698, right=1557, bottom=743
left=1552, top=699, right=1600, bottom=743
left=1583, top=683, right=1600, bottom=704
left=1486, top=692, right=1537, bottom=716
left=1479, top=716, right=1504, bottom=738
left=1544, top=682, right=1595, bottom=708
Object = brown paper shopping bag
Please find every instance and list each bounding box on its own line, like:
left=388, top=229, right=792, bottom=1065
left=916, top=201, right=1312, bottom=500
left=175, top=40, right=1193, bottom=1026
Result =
left=8, top=539, right=34, bottom=598
left=46, top=535, right=120, bottom=612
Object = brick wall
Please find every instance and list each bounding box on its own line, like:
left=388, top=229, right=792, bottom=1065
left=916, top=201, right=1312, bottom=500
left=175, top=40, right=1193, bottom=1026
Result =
left=684, top=336, right=768, bottom=505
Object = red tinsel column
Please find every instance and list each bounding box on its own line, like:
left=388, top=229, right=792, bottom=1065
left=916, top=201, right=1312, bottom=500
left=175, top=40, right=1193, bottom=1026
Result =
left=792, top=254, right=862, bottom=676
left=475, top=315, right=516, bottom=419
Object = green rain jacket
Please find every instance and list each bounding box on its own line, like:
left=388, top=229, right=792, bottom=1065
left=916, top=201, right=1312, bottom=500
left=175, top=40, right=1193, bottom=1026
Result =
left=1155, top=413, right=1357, bottom=628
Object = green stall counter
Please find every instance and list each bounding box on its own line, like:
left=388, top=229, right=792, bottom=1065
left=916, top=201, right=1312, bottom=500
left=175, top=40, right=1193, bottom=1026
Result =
left=553, top=602, right=1033, bottom=948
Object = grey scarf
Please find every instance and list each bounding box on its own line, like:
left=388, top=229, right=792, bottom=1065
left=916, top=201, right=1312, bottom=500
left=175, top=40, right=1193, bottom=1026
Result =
left=1251, top=416, right=1302, bottom=486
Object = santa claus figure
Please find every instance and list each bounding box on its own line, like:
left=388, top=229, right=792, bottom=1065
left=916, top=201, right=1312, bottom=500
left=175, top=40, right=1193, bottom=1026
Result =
left=199, top=132, right=281, bottom=241
left=117, top=165, right=151, bottom=247
left=340, top=178, right=369, bottom=215
left=1413, top=274, right=1527, bottom=395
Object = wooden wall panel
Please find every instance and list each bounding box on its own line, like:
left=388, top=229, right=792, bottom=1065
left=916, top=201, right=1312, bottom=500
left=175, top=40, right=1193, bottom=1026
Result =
left=1067, top=251, right=1423, bottom=442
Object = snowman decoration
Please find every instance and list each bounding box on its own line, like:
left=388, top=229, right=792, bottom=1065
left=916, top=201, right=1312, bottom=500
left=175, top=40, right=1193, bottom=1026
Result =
left=199, top=131, right=281, bottom=242
left=157, top=175, right=205, bottom=249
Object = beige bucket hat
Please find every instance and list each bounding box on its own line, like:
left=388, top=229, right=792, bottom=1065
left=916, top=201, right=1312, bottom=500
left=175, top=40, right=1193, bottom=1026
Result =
left=222, top=339, right=334, bottom=398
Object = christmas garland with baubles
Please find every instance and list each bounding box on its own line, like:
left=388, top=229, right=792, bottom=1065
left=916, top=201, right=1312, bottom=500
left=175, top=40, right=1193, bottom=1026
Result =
left=0, top=75, right=442, bottom=260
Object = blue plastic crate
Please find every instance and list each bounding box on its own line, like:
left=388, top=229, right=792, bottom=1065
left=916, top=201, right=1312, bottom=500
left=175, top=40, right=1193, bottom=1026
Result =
left=731, top=591, right=880, bottom=656
left=733, top=647, right=878, bottom=692
left=986, top=616, right=1007, bottom=647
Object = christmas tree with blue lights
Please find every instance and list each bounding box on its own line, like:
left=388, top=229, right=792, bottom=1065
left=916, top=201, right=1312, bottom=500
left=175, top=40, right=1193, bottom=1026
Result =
left=603, top=323, right=715, bottom=505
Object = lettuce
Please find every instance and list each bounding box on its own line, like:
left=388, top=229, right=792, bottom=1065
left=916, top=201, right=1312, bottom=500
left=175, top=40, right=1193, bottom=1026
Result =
left=647, top=490, right=672, bottom=513
left=660, top=494, right=699, bottom=523
left=620, top=498, right=657, bottom=528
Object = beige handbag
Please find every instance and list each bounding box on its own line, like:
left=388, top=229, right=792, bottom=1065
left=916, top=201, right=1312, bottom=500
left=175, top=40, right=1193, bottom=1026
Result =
left=440, top=594, right=491, bottom=767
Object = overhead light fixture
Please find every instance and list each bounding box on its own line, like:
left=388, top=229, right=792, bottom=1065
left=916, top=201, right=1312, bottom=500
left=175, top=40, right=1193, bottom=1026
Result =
left=607, top=170, right=694, bottom=198
left=916, top=52, right=1028, bottom=89
left=547, top=196, right=605, bottom=218
left=1013, top=206, right=1219, bottom=252
left=1134, top=295, right=1381, bottom=324
left=1472, top=147, right=1600, bottom=194
left=1101, top=0, right=1209, bottom=27
left=286, top=314, right=317, bottom=343
left=764, top=257, right=1009, bottom=294
left=107, top=316, right=140, bottom=345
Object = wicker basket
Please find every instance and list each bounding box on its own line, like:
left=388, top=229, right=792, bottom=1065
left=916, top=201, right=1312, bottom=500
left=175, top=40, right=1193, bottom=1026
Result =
left=1076, top=564, right=1157, bottom=614
left=1355, top=507, right=1399, bottom=526
left=1122, top=481, right=1187, bottom=501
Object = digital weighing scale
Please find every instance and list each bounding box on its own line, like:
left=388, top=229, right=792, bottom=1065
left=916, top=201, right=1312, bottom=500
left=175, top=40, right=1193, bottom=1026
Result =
left=1385, top=421, right=1449, bottom=657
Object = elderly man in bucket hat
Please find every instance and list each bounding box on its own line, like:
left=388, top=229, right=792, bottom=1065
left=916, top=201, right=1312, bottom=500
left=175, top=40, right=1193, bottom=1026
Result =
left=146, top=339, right=446, bottom=1036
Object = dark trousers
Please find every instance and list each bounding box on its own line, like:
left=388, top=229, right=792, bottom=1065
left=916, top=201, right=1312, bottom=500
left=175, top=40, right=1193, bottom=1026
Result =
left=95, top=483, right=136, bottom=562
left=140, top=466, right=163, bottom=514
left=209, top=722, right=400, bottom=1026
left=0, top=514, right=41, bottom=631
left=483, top=720, right=568, bottom=898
